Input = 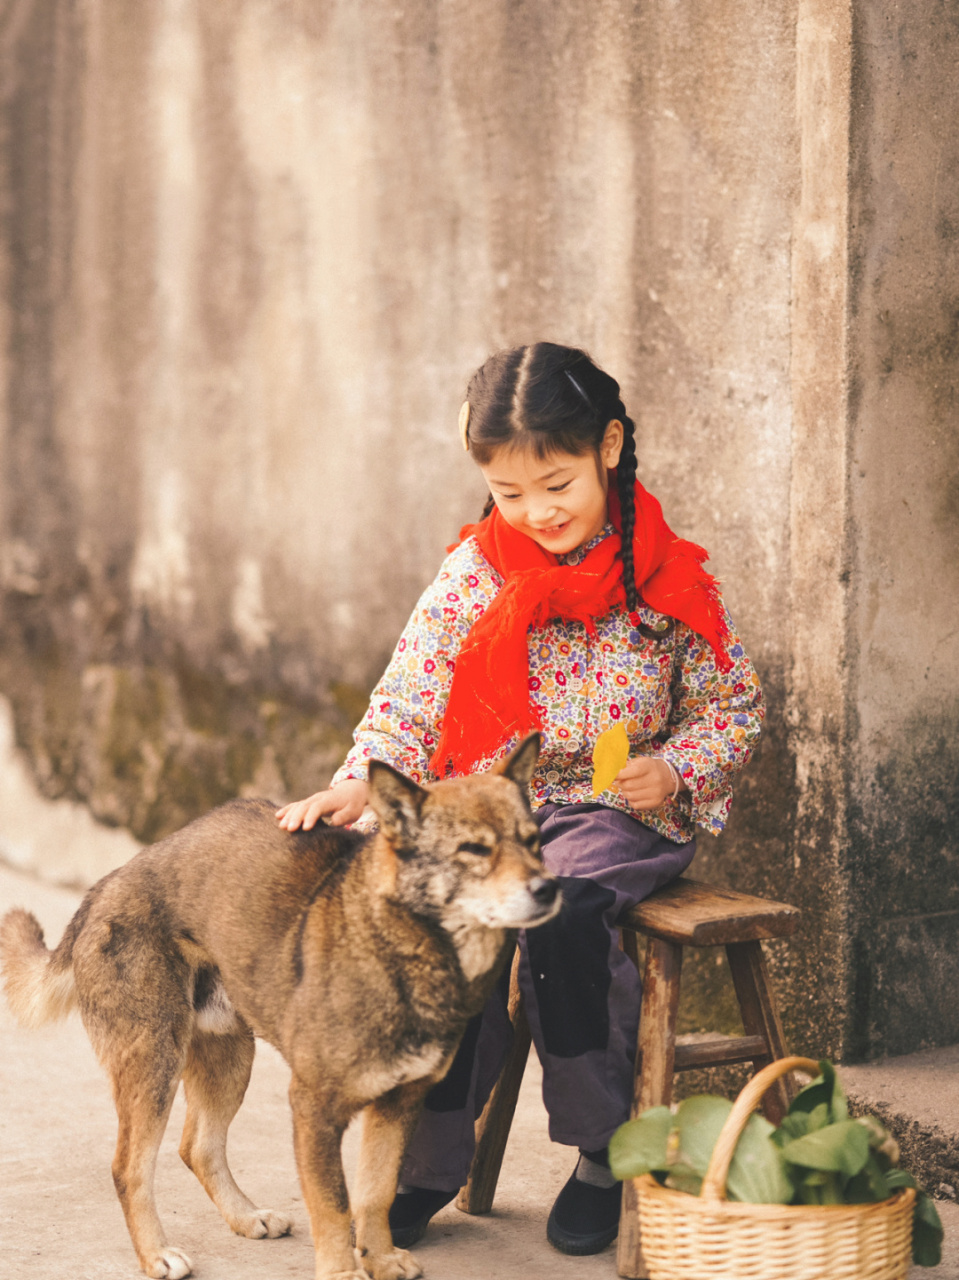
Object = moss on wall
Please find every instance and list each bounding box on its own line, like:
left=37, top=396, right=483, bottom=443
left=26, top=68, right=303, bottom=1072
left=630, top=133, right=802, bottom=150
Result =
left=0, top=602, right=362, bottom=844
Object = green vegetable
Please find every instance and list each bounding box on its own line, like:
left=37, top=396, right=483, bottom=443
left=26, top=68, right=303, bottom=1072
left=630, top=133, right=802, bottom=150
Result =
left=885, top=1170, right=944, bottom=1268
left=608, top=1105, right=672, bottom=1180
left=780, top=1119, right=870, bottom=1178
left=665, top=1160, right=704, bottom=1196
left=844, top=1153, right=893, bottom=1204
left=725, top=1111, right=793, bottom=1204
left=772, top=1101, right=829, bottom=1146
left=610, top=1058, right=944, bottom=1267
left=673, top=1096, right=732, bottom=1177
left=788, top=1060, right=848, bottom=1124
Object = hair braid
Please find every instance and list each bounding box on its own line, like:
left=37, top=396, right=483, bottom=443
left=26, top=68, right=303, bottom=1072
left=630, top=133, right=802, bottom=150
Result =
left=480, top=492, right=495, bottom=519
left=615, top=409, right=639, bottom=612
left=615, top=409, right=673, bottom=640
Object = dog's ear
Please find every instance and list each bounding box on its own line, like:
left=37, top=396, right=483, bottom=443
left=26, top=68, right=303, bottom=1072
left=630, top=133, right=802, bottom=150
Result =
left=367, top=760, right=428, bottom=843
left=495, top=733, right=541, bottom=789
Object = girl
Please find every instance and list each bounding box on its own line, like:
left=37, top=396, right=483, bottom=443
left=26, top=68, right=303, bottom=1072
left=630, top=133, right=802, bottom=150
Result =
left=277, top=342, right=764, bottom=1257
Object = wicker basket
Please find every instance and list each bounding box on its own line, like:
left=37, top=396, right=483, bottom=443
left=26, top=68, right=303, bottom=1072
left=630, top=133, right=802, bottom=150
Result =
left=635, top=1056, right=915, bottom=1280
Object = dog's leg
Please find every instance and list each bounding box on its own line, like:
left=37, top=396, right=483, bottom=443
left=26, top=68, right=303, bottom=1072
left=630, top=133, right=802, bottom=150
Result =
left=178, top=1025, right=292, bottom=1240
left=289, top=1075, right=367, bottom=1280
left=110, top=1059, right=193, bottom=1279
left=352, top=1084, right=431, bottom=1280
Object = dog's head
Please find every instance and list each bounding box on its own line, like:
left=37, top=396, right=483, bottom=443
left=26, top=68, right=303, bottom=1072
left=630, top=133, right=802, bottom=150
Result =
left=366, top=735, right=561, bottom=932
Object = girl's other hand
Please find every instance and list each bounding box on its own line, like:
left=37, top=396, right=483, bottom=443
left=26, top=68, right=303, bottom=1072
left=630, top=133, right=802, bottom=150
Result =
left=614, top=757, right=683, bottom=810
left=275, top=779, right=369, bottom=831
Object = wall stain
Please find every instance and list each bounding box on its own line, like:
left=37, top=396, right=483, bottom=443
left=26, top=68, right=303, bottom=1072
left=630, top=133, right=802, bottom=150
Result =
left=0, top=591, right=362, bottom=845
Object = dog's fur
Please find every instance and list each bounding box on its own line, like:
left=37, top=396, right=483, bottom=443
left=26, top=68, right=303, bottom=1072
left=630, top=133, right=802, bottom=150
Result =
left=0, top=736, right=559, bottom=1280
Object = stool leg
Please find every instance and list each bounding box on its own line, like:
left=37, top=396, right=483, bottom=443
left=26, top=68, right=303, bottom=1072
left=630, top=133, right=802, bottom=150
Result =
left=726, top=939, right=792, bottom=1124
left=455, top=950, right=530, bottom=1215
left=617, top=936, right=683, bottom=1280
left=620, top=925, right=641, bottom=969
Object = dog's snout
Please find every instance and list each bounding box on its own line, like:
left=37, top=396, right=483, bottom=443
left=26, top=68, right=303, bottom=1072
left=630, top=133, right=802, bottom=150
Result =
left=529, top=877, right=559, bottom=906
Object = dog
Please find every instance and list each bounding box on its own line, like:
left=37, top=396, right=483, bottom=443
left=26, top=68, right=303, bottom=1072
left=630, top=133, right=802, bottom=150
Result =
left=0, top=734, right=559, bottom=1280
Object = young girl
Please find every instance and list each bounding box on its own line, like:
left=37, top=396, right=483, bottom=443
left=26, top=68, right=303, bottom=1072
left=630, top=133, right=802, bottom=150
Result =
left=277, top=342, right=764, bottom=1257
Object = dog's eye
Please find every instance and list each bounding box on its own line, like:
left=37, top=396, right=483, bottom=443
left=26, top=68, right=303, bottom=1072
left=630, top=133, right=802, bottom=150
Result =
left=523, top=833, right=540, bottom=851
left=457, top=841, right=492, bottom=856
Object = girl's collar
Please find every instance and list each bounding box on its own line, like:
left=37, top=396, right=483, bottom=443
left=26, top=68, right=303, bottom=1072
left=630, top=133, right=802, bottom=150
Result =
left=556, top=522, right=615, bottom=567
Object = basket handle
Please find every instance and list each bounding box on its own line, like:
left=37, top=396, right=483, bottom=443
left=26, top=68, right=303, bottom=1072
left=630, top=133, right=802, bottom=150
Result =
left=699, top=1055, right=821, bottom=1202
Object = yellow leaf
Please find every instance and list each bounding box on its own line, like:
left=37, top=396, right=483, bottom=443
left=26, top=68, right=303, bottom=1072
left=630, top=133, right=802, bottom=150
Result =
left=591, top=722, right=630, bottom=797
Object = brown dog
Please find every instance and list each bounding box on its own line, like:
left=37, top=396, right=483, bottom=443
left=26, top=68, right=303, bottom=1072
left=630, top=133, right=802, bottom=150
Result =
left=0, top=735, right=559, bottom=1280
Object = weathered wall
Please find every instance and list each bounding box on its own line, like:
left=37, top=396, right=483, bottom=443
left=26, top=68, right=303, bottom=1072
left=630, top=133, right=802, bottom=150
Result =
left=0, top=0, right=955, bottom=1061
left=779, top=0, right=856, bottom=1063
left=0, top=0, right=797, bottom=833
left=845, top=0, right=959, bottom=1058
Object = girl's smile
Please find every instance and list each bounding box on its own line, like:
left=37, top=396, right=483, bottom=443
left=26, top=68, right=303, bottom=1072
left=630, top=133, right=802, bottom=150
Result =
left=477, top=421, right=624, bottom=557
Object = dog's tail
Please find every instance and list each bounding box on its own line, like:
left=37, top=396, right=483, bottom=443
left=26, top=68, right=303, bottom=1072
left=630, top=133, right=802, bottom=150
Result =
left=0, top=908, right=77, bottom=1028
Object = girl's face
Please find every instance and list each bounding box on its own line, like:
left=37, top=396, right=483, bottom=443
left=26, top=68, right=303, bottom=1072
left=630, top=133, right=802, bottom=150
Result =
left=478, top=421, right=624, bottom=556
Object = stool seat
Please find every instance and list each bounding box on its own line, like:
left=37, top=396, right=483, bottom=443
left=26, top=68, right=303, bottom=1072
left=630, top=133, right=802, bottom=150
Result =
left=455, top=875, right=800, bottom=1280
left=621, top=875, right=800, bottom=946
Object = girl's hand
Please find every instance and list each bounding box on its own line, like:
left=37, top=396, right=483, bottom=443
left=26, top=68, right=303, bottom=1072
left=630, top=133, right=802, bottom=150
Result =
left=275, top=779, right=369, bottom=831
left=614, top=758, right=684, bottom=810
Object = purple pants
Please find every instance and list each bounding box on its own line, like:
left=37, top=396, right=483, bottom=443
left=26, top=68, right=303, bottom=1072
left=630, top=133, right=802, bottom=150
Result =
left=400, top=803, right=696, bottom=1191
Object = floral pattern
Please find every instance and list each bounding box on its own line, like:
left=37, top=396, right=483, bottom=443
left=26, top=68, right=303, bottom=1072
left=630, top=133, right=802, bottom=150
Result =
left=330, top=527, right=764, bottom=842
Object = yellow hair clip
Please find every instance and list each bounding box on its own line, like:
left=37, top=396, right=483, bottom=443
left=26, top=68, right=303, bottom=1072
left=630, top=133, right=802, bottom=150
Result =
left=458, top=400, right=471, bottom=452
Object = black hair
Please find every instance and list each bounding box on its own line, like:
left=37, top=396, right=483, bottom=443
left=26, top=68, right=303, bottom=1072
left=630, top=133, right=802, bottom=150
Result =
left=466, top=342, right=644, bottom=613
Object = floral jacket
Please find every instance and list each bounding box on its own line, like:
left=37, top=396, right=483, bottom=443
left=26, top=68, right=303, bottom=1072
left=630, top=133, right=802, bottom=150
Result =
left=331, top=526, right=764, bottom=843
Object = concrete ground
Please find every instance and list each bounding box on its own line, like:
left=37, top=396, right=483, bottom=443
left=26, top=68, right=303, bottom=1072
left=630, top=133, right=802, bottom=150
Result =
left=844, top=1047, right=959, bottom=1202
left=1, top=862, right=957, bottom=1280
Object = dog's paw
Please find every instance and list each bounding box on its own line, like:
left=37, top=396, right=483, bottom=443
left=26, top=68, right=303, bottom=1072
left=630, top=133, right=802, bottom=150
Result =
left=234, top=1208, right=293, bottom=1238
left=363, top=1246, right=423, bottom=1280
left=144, top=1247, right=193, bottom=1279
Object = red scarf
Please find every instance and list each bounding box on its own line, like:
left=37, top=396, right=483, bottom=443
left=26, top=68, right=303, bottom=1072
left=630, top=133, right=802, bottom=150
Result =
left=429, top=478, right=732, bottom=777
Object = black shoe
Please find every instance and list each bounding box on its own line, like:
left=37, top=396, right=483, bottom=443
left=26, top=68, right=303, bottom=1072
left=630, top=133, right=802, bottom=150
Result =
left=388, top=1186, right=458, bottom=1249
left=546, top=1169, right=622, bottom=1256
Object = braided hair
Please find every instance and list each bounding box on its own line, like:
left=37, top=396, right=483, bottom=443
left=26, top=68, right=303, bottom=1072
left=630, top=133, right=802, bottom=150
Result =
left=465, top=342, right=658, bottom=623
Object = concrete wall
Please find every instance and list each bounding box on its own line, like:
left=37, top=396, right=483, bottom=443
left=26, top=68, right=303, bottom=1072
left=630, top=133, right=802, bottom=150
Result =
left=0, top=0, right=955, bottom=1062
left=845, top=0, right=959, bottom=1058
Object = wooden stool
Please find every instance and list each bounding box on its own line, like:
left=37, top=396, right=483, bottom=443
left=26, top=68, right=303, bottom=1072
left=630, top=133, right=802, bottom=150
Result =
left=454, top=876, right=800, bottom=1279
